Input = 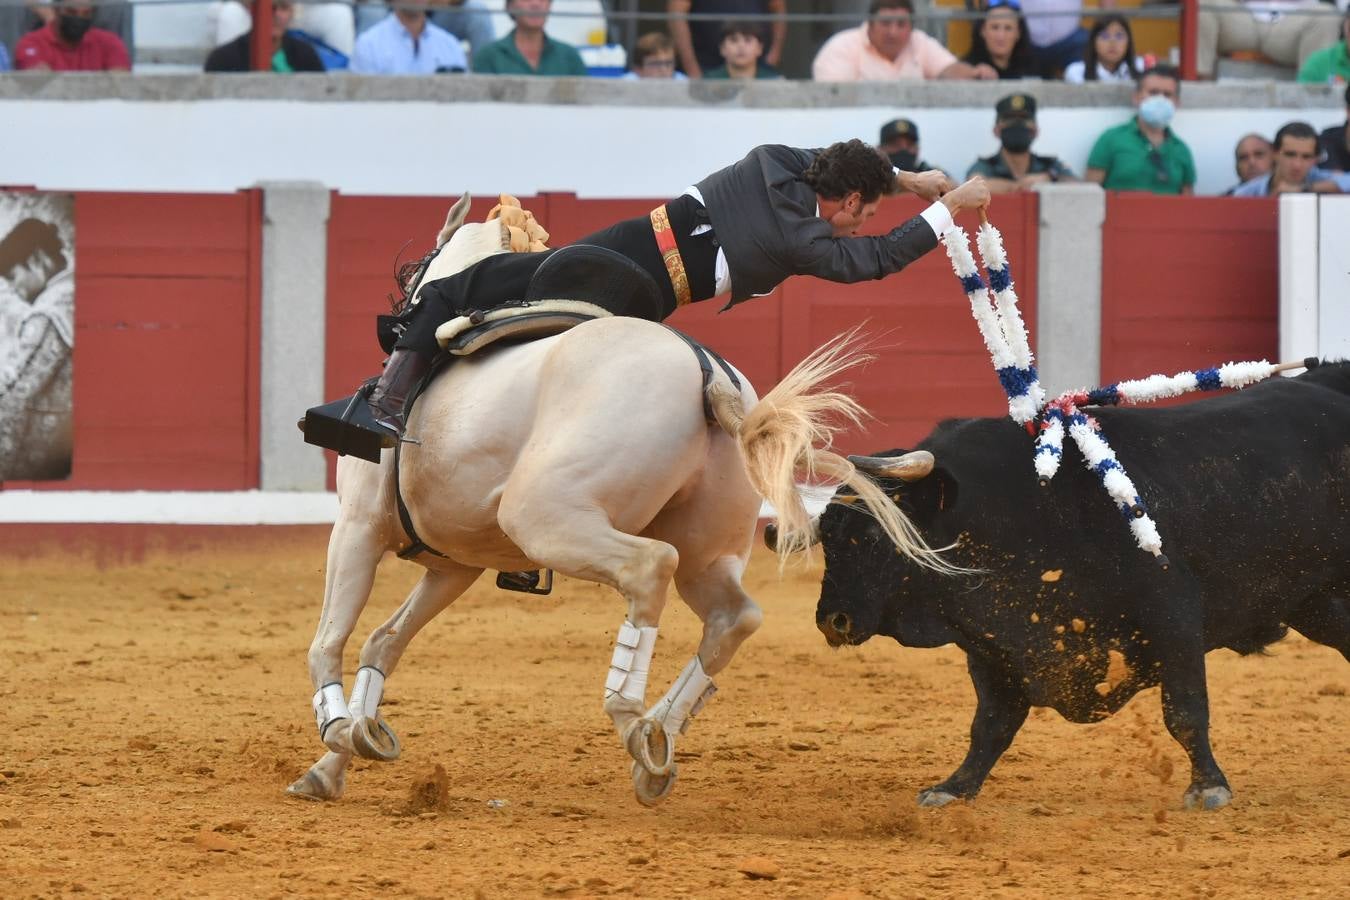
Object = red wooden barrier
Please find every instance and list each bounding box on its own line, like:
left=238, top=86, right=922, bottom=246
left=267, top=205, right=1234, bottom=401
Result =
left=1100, top=195, right=1278, bottom=386
left=2, top=191, right=263, bottom=491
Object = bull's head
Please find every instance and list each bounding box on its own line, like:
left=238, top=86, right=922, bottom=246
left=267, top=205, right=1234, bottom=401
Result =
left=814, top=449, right=961, bottom=647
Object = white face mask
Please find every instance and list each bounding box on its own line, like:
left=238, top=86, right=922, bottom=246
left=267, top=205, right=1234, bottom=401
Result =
left=1138, top=94, right=1176, bottom=129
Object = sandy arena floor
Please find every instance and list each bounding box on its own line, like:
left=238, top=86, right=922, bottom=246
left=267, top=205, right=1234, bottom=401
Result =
left=1, top=528, right=1347, bottom=898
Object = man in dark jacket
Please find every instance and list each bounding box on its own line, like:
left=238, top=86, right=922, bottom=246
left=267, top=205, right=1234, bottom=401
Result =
left=205, top=0, right=325, bottom=72
left=333, top=140, right=990, bottom=445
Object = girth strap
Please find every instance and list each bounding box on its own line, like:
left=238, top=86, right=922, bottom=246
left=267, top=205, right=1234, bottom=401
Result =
left=394, top=437, right=449, bottom=561
left=663, top=326, right=742, bottom=424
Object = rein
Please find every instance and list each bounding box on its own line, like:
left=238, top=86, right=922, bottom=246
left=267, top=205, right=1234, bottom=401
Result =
left=942, top=212, right=1315, bottom=569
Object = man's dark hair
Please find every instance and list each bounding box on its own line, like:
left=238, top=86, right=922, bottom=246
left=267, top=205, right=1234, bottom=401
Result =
left=802, top=139, right=898, bottom=203
left=720, top=20, right=763, bottom=43
left=869, top=0, right=914, bottom=16
left=0, top=218, right=66, bottom=279
left=1136, top=63, right=1181, bottom=96
left=1273, top=121, right=1319, bottom=152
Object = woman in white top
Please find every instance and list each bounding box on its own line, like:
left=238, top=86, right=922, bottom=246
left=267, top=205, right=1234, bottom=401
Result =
left=1064, top=15, right=1147, bottom=82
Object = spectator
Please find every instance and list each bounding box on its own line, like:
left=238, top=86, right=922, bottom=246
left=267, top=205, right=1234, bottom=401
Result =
left=812, top=0, right=998, bottom=81
left=0, top=1, right=133, bottom=67
left=703, top=20, right=782, bottom=79
left=1085, top=65, right=1195, bottom=195
left=431, top=1, right=497, bottom=60
left=352, top=3, right=467, bottom=74
left=206, top=0, right=325, bottom=72
left=877, top=117, right=947, bottom=175
left=1197, top=0, right=1340, bottom=80
left=1318, top=83, right=1350, bottom=171
left=212, top=0, right=355, bottom=61
left=0, top=217, right=74, bottom=481
left=14, top=0, right=129, bottom=71
left=963, top=0, right=1038, bottom=80
left=0, top=41, right=9, bottom=72
left=1297, top=7, right=1350, bottom=84
left=1064, top=15, right=1145, bottom=83
left=1223, top=133, right=1274, bottom=193
left=1231, top=121, right=1345, bottom=194
left=622, top=31, right=688, bottom=79
left=967, top=92, right=1078, bottom=193
left=1019, top=0, right=1089, bottom=78
left=668, top=0, right=786, bottom=79
left=473, top=0, right=587, bottom=76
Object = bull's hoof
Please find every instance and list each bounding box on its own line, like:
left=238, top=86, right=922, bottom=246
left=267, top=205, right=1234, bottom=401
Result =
left=623, top=717, right=674, bottom=776
left=350, top=715, right=401, bottom=762
left=1183, top=785, right=1232, bottom=811
left=632, top=761, right=677, bottom=807
left=286, top=768, right=344, bottom=802
left=917, top=788, right=960, bottom=808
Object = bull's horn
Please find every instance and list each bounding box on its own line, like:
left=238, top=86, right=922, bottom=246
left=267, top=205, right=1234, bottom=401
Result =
left=848, top=450, right=934, bottom=482
left=436, top=191, right=473, bottom=248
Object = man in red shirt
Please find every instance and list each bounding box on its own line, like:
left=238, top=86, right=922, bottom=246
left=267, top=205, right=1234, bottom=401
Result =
left=15, top=0, right=130, bottom=71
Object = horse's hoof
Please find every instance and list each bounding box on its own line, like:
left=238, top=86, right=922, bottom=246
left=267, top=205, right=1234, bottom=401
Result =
left=1183, top=785, right=1232, bottom=811
left=632, top=761, right=677, bottom=807
left=286, top=770, right=341, bottom=802
left=350, top=715, right=401, bottom=762
left=916, top=788, right=959, bottom=808
left=623, top=718, right=674, bottom=776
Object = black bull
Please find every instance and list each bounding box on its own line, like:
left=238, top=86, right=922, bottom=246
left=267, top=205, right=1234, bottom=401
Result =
left=809, top=362, right=1350, bottom=810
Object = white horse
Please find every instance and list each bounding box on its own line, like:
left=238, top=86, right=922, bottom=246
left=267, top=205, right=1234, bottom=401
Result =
left=288, top=196, right=944, bottom=806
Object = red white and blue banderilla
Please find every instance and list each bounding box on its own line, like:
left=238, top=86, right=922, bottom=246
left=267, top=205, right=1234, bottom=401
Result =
left=941, top=214, right=1314, bottom=567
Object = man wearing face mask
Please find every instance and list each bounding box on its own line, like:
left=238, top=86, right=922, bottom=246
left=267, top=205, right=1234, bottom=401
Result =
left=1085, top=65, right=1195, bottom=196
left=14, top=0, right=129, bottom=71
left=965, top=93, right=1078, bottom=194
left=878, top=118, right=949, bottom=179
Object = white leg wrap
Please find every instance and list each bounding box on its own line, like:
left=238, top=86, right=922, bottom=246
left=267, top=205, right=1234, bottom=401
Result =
left=649, top=656, right=717, bottom=736
left=604, top=620, right=659, bottom=704
left=347, top=666, right=385, bottom=720
left=312, top=682, right=350, bottom=738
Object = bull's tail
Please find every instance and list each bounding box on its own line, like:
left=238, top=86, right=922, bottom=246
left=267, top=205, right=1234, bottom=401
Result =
left=709, top=330, right=959, bottom=573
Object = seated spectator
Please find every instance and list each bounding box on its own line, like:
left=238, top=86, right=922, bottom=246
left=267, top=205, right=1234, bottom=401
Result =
left=1064, top=15, right=1146, bottom=83
left=1231, top=121, right=1345, bottom=194
left=206, top=0, right=325, bottom=72
left=703, top=20, right=782, bottom=79
left=622, top=31, right=688, bottom=79
left=432, top=1, right=497, bottom=60
left=14, top=0, right=129, bottom=71
left=1085, top=65, right=1195, bottom=195
left=0, top=41, right=9, bottom=72
left=967, top=93, right=1078, bottom=193
left=352, top=3, right=467, bottom=74
left=1297, top=7, right=1350, bottom=84
left=1318, top=83, right=1350, bottom=171
left=877, top=117, right=947, bottom=175
left=1197, top=0, right=1340, bottom=79
left=1020, top=0, right=1088, bottom=78
left=963, top=0, right=1038, bottom=80
left=0, top=1, right=133, bottom=66
left=812, top=0, right=998, bottom=81
left=212, top=1, right=355, bottom=60
left=1223, top=133, right=1273, bottom=193
left=473, top=0, right=587, bottom=76
left=668, top=0, right=786, bottom=79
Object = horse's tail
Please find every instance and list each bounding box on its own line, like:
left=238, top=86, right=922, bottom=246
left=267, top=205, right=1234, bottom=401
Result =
left=709, top=329, right=959, bottom=573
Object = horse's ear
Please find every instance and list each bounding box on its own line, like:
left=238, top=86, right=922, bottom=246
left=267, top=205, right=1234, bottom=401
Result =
left=436, top=192, right=472, bottom=248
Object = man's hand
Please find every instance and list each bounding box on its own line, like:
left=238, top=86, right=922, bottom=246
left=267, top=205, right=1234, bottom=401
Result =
left=898, top=169, right=955, bottom=202
left=940, top=176, right=992, bottom=218
left=972, top=63, right=999, bottom=81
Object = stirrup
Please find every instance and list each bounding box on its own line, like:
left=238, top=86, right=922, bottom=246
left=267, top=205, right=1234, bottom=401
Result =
left=298, top=379, right=396, bottom=464
left=496, top=569, right=553, bottom=595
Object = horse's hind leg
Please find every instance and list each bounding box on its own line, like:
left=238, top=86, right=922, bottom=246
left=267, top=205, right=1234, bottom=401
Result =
left=344, top=563, right=483, bottom=761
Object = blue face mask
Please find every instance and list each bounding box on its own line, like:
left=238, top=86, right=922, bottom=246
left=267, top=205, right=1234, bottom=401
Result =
left=1138, top=94, right=1176, bottom=129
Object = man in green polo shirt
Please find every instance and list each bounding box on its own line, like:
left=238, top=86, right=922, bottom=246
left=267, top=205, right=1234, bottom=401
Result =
left=472, top=0, right=587, bottom=75
left=1297, top=8, right=1350, bottom=85
left=1085, top=65, right=1196, bottom=196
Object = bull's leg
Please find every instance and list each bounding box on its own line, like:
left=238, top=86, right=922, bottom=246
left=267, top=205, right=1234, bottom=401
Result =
left=918, top=652, right=1029, bottom=807
left=1288, top=594, right=1350, bottom=662
left=344, top=563, right=483, bottom=761
left=287, top=516, right=387, bottom=802
left=1158, top=644, right=1231, bottom=810
left=624, top=555, right=763, bottom=806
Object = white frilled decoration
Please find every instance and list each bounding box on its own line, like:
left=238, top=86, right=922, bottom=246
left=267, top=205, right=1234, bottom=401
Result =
left=941, top=214, right=1314, bottom=569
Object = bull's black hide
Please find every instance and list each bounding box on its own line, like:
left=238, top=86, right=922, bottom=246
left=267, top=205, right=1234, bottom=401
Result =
left=813, top=362, right=1350, bottom=810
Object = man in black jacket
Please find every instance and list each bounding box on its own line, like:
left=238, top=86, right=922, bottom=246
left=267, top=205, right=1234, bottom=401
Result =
left=347, top=140, right=990, bottom=444
left=205, top=0, right=325, bottom=72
